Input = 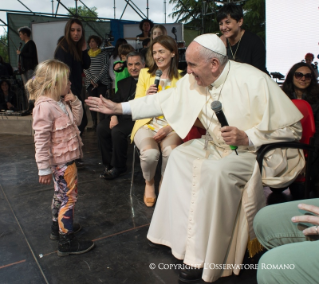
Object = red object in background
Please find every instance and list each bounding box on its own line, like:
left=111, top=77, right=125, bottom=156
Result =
left=183, top=126, right=206, bottom=142
left=292, top=99, right=316, bottom=183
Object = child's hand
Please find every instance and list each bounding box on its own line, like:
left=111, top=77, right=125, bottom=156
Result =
left=64, top=91, right=76, bottom=103
left=114, top=62, right=123, bottom=71
left=39, top=174, right=52, bottom=184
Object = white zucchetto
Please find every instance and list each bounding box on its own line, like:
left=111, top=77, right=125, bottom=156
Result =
left=193, top=34, right=227, bottom=56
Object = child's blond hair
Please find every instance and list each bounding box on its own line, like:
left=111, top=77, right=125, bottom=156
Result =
left=26, top=59, right=70, bottom=101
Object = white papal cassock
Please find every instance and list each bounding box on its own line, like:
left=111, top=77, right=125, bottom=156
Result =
left=129, top=61, right=305, bottom=282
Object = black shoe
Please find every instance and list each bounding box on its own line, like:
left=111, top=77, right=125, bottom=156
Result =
left=50, top=221, right=82, bottom=240
left=179, top=267, right=203, bottom=283
left=148, top=240, right=166, bottom=249
left=100, top=167, right=126, bottom=180
left=57, top=233, right=94, bottom=256
left=75, top=159, right=84, bottom=169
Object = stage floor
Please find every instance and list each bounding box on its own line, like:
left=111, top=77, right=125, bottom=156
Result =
left=0, top=131, right=262, bottom=284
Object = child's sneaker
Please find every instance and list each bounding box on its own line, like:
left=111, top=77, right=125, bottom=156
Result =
left=57, top=233, right=94, bottom=256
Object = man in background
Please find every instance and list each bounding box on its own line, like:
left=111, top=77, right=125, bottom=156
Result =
left=97, top=51, right=145, bottom=180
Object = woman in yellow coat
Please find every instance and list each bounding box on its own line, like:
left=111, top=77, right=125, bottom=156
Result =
left=131, top=35, right=183, bottom=207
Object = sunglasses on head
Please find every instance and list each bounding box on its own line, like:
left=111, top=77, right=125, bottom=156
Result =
left=294, top=72, right=312, bottom=80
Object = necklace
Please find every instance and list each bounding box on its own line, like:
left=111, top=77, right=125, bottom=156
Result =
left=227, top=30, right=243, bottom=60
left=203, top=62, right=231, bottom=150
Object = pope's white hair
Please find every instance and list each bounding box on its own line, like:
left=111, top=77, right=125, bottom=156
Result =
left=198, top=45, right=228, bottom=66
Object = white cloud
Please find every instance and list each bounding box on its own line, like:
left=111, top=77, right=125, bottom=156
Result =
left=0, top=0, right=177, bottom=35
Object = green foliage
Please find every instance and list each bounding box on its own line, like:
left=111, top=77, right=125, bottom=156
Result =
left=0, top=33, right=9, bottom=62
left=67, top=6, right=98, bottom=21
left=243, top=0, right=265, bottom=42
left=169, top=0, right=265, bottom=41
left=169, top=0, right=221, bottom=34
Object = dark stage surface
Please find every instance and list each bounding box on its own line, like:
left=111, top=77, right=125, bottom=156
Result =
left=0, top=131, right=261, bottom=284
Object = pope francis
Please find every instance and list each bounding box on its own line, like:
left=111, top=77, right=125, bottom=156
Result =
left=86, top=34, right=305, bottom=283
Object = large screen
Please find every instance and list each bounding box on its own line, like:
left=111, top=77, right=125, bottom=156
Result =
left=266, top=0, right=319, bottom=78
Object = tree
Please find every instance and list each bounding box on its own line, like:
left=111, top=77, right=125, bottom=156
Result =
left=0, top=33, right=9, bottom=62
left=169, top=0, right=220, bottom=34
left=242, top=0, right=265, bottom=42
left=169, top=0, right=265, bottom=41
left=67, top=6, right=98, bottom=21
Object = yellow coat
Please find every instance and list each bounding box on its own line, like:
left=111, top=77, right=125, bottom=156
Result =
left=130, top=68, right=182, bottom=142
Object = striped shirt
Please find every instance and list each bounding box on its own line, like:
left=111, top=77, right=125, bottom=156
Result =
left=84, top=50, right=111, bottom=88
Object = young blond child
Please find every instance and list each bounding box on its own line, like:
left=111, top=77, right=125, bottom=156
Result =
left=27, top=59, right=94, bottom=256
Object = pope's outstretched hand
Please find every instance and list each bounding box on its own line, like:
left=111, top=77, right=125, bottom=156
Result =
left=85, top=95, right=122, bottom=115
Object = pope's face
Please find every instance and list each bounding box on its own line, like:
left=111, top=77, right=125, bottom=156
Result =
left=186, top=42, right=216, bottom=87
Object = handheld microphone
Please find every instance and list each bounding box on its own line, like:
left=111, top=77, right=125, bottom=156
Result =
left=154, top=69, right=162, bottom=91
left=211, top=101, right=238, bottom=155
left=19, top=42, right=22, bottom=51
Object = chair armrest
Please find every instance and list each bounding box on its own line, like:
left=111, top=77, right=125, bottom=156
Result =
left=256, top=141, right=314, bottom=174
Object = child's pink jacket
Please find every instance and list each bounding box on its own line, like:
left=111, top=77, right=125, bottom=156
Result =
left=32, top=96, right=83, bottom=170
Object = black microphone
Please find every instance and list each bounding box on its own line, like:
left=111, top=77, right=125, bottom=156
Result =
left=19, top=42, right=22, bottom=51
left=154, top=69, right=162, bottom=91
left=211, top=101, right=238, bottom=155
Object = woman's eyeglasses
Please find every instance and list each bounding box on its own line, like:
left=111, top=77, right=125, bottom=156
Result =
left=294, top=72, right=312, bottom=80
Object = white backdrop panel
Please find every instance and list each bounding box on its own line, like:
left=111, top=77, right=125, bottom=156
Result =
left=32, top=21, right=67, bottom=63
left=266, top=0, right=319, bottom=77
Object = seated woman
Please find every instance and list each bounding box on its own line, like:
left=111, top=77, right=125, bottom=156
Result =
left=0, top=80, right=17, bottom=111
left=282, top=62, right=319, bottom=197
left=254, top=200, right=319, bottom=284
left=145, top=25, right=168, bottom=67
left=282, top=62, right=319, bottom=129
left=131, top=35, right=183, bottom=207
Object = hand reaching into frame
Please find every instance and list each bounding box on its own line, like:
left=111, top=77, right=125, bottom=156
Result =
left=291, top=203, right=319, bottom=236
left=85, top=95, right=122, bottom=115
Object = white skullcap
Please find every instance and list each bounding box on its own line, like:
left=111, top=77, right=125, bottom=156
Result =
left=193, top=34, right=226, bottom=56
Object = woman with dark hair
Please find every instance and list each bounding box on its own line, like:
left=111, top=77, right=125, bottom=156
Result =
left=217, top=3, right=267, bottom=73
left=136, top=19, right=154, bottom=38
left=54, top=18, right=91, bottom=135
left=145, top=25, right=168, bottom=66
left=131, top=35, right=182, bottom=207
left=283, top=62, right=319, bottom=131
left=283, top=62, right=319, bottom=198
left=84, top=35, right=110, bottom=129
left=0, top=80, right=17, bottom=110
left=109, top=38, right=127, bottom=92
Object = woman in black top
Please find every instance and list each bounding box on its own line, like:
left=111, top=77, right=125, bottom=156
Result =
left=136, top=19, right=154, bottom=38
left=54, top=18, right=91, bottom=135
left=0, top=80, right=17, bottom=111
left=282, top=62, right=319, bottom=197
left=283, top=62, right=319, bottom=120
left=217, top=3, right=267, bottom=73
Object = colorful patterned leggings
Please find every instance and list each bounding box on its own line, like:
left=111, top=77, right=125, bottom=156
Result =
left=51, top=162, right=78, bottom=235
